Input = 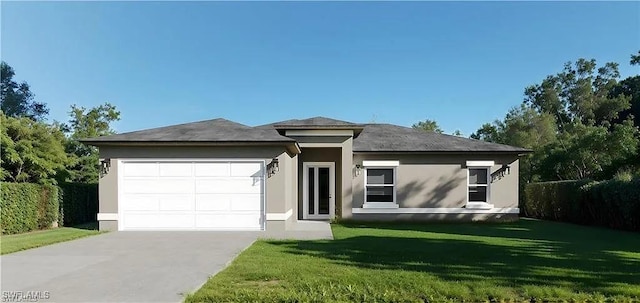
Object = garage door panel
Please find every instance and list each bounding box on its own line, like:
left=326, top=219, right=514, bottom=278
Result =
left=195, top=178, right=262, bottom=194
left=123, top=163, right=158, bottom=177
left=230, top=162, right=263, bottom=177
left=159, top=195, right=194, bottom=211
left=195, top=194, right=231, bottom=211
left=195, top=213, right=261, bottom=229
left=124, top=179, right=194, bottom=194
left=159, top=163, right=193, bottom=177
left=231, top=194, right=262, bottom=211
left=124, top=213, right=195, bottom=229
left=120, top=161, right=264, bottom=231
left=195, top=163, right=230, bottom=177
left=121, top=195, right=160, bottom=211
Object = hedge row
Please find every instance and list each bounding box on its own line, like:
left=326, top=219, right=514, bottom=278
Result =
left=523, top=178, right=640, bottom=231
left=59, top=183, right=98, bottom=226
left=1, top=183, right=59, bottom=234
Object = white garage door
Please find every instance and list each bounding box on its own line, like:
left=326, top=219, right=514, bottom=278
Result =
left=119, top=161, right=264, bottom=231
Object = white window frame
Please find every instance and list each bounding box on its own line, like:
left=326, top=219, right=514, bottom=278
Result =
left=466, top=166, right=493, bottom=209
left=363, top=166, right=398, bottom=208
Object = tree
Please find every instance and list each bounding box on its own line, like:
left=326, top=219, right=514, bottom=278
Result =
left=524, top=59, right=630, bottom=127
left=610, top=51, right=640, bottom=128
left=470, top=123, right=502, bottom=142
left=538, top=119, right=638, bottom=180
left=63, top=103, right=120, bottom=183
left=412, top=119, right=443, bottom=133
left=1, top=62, right=48, bottom=120
left=451, top=130, right=463, bottom=137
left=0, top=113, right=67, bottom=183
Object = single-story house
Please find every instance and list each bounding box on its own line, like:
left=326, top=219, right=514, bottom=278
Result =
left=82, top=117, right=531, bottom=232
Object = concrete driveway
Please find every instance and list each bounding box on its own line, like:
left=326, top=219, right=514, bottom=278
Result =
left=1, top=231, right=259, bottom=302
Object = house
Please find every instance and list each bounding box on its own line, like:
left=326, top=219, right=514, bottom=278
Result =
left=82, top=117, right=530, bottom=232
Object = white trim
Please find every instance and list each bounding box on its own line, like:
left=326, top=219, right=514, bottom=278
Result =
left=117, top=159, right=267, bottom=231
left=97, top=213, right=118, bottom=221
left=466, top=202, right=494, bottom=209
left=286, top=129, right=354, bottom=136
left=302, top=162, right=336, bottom=220
left=362, top=202, right=399, bottom=209
left=362, top=160, right=400, bottom=167
left=352, top=207, right=520, bottom=214
left=298, top=143, right=344, bottom=148
left=266, top=209, right=293, bottom=221
left=466, top=160, right=495, bottom=167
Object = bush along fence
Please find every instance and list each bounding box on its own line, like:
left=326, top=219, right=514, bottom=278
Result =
left=1, top=182, right=98, bottom=234
left=1, top=183, right=59, bottom=234
left=522, top=178, right=640, bottom=231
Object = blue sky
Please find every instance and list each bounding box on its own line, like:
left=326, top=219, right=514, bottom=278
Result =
left=2, top=1, right=639, bottom=136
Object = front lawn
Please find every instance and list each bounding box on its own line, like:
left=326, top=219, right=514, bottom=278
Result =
left=0, top=223, right=102, bottom=255
left=187, top=219, right=640, bottom=302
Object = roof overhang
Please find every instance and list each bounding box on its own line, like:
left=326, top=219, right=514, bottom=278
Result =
left=273, top=125, right=365, bottom=136
left=80, top=140, right=302, bottom=156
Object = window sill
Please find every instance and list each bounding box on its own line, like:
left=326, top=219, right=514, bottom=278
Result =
left=362, top=202, right=399, bottom=209
left=466, top=202, right=494, bottom=210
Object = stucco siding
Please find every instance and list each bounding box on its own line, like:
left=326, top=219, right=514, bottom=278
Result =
left=352, top=153, right=520, bottom=211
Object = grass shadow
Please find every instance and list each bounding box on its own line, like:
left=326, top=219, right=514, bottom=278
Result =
left=267, top=220, right=640, bottom=297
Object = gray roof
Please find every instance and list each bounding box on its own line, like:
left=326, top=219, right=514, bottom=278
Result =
left=83, top=117, right=530, bottom=153
left=270, top=116, right=364, bottom=129
left=81, top=118, right=294, bottom=143
left=353, top=124, right=530, bottom=153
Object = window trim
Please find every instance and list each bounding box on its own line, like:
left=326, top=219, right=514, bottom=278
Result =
left=363, top=166, right=398, bottom=208
left=466, top=166, right=493, bottom=209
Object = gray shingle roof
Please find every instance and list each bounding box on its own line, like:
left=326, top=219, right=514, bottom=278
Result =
left=83, top=117, right=530, bottom=153
left=81, top=118, right=294, bottom=143
left=353, top=124, right=531, bottom=153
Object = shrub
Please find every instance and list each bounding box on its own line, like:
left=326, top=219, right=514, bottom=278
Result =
left=1, top=182, right=59, bottom=234
left=59, top=183, right=98, bottom=226
left=523, top=178, right=640, bottom=231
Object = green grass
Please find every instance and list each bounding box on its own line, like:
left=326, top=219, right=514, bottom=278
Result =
left=187, top=219, right=640, bottom=302
left=0, top=223, right=102, bottom=255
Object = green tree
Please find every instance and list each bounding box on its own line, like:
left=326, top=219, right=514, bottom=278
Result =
left=412, top=119, right=443, bottom=133
left=0, top=113, right=67, bottom=183
left=470, top=123, right=503, bottom=142
left=451, top=130, right=463, bottom=137
left=538, top=119, right=638, bottom=180
left=524, top=59, right=630, bottom=127
left=0, top=62, right=48, bottom=120
left=63, top=103, right=120, bottom=183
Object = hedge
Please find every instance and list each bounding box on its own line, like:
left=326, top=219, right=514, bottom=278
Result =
left=59, top=183, right=98, bottom=226
left=1, top=183, right=59, bottom=234
left=523, top=178, right=640, bottom=231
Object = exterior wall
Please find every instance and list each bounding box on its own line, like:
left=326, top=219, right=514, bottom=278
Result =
left=97, top=145, right=292, bottom=231
left=348, top=153, right=520, bottom=221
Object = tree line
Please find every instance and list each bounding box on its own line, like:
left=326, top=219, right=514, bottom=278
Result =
left=1, top=61, right=120, bottom=184
left=413, top=51, right=640, bottom=183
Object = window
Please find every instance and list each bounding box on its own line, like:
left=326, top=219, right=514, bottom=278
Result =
left=365, top=168, right=396, bottom=203
left=468, top=168, right=490, bottom=203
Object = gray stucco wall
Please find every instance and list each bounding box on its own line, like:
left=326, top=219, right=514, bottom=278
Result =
left=350, top=153, right=520, bottom=211
left=97, top=145, right=291, bottom=231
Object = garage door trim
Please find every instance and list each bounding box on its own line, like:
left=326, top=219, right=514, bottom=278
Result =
left=117, top=158, right=267, bottom=231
